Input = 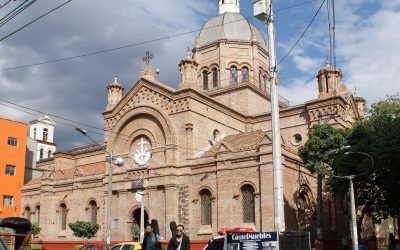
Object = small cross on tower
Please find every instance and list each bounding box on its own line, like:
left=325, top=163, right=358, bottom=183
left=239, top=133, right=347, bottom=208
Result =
left=143, top=51, right=153, bottom=66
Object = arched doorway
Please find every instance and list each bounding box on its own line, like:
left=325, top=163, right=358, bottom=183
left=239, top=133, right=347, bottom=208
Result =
left=130, top=208, right=149, bottom=240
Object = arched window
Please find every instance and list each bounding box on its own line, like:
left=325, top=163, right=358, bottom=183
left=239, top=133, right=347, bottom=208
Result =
left=35, top=205, right=40, bottom=224
left=39, top=148, right=44, bottom=160
left=241, top=185, right=255, bottom=223
left=263, top=74, right=268, bottom=91
left=212, top=68, right=218, bottom=88
left=43, top=128, right=48, bottom=142
left=259, top=71, right=263, bottom=89
left=242, top=67, right=249, bottom=82
left=200, top=189, right=212, bottom=225
left=60, top=203, right=67, bottom=230
left=203, top=70, right=209, bottom=90
left=230, top=66, right=238, bottom=84
left=24, top=206, right=31, bottom=221
left=47, top=150, right=52, bottom=158
left=89, top=200, right=97, bottom=224
left=33, top=128, right=37, bottom=139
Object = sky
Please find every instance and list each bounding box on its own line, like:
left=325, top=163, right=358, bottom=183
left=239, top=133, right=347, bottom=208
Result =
left=0, top=0, right=399, bottom=149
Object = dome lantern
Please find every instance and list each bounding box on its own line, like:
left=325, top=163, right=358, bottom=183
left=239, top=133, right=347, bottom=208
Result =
left=218, top=0, right=240, bottom=15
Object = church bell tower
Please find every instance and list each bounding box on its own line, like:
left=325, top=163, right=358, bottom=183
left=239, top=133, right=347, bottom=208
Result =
left=218, top=0, right=240, bottom=14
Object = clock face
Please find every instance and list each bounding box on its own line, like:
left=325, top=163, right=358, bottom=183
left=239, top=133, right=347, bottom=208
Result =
left=133, top=137, right=151, bottom=166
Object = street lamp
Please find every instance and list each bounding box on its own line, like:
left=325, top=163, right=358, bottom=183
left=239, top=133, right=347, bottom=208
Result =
left=132, top=176, right=148, bottom=243
left=75, top=127, right=124, bottom=245
left=323, top=146, right=374, bottom=250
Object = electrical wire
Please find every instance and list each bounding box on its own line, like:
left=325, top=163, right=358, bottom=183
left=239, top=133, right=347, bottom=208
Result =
left=0, top=0, right=73, bottom=42
left=0, top=0, right=12, bottom=10
left=0, top=0, right=320, bottom=71
left=0, top=0, right=37, bottom=28
left=0, top=0, right=28, bottom=22
left=277, top=0, right=326, bottom=66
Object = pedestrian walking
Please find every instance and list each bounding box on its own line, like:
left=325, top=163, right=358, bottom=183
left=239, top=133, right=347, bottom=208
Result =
left=142, top=224, right=162, bottom=250
left=167, top=224, right=190, bottom=250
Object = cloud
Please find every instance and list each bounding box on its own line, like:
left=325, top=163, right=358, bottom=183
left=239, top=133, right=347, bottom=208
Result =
left=292, top=55, right=321, bottom=73
left=280, top=0, right=400, bottom=106
left=0, top=0, right=213, bottom=148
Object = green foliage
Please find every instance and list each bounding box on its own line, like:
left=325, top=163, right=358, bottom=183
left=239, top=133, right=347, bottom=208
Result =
left=131, top=227, right=140, bottom=238
left=68, top=221, right=100, bottom=241
left=31, top=244, right=42, bottom=250
left=75, top=245, right=84, bottom=250
left=298, top=124, right=348, bottom=174
left=346, top=95, right=400, bottom=220
left=300, top=95, right=400, bottom=222
left=31, top=222, right=41, bottom=237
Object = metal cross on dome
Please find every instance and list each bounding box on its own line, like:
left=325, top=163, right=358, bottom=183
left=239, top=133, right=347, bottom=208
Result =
left=143, top=51, right=153, bottom=65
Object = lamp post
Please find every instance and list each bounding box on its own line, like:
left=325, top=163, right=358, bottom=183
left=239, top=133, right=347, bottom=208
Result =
left=75, top=128, right=124, bottom=245
left=323, top=146, right=374, bottom=250
left=132, top=176, right=148, bottom=242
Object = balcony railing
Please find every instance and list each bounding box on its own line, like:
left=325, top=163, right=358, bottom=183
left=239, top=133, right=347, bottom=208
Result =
left=206, top=76, right=290, bottom=108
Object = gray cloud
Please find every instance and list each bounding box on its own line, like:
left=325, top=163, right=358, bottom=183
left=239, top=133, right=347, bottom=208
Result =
left=0, top=0, right=213, bottom=148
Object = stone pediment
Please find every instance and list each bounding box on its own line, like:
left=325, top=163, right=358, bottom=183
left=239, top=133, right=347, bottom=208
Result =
left=104, top=78, right=190, bottom=131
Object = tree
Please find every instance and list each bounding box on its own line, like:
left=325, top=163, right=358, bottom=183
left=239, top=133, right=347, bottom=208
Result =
left=68, top=221, right=100, bottom=245
left=31, top=222, right=41, bottom=238
left=324, top=96, right=400, bottom=238
left=300, top=96, right=400, bottom=238
left=298, top=124, right=348, bottom=240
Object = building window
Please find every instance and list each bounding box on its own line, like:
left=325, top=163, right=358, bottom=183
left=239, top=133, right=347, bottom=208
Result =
left=203, top=70, right=209, bottom=90
left=47, top=150, right=52, bottom=158
left=200, top=189, right=212, bottom=225
left=259, top=71, right=263, bottom=89
left=212, top=68, right=218, bottom=88
left=7, top=137, right=18, bottom=146
left=33, top=128, right=37, bottom=139
left=242, top=185, right=255, bottom=223
left=3, top=195, right=13, bottom=206
left=24, top=206, right=31, bottom=221
left=5, top=165, right=16, bottom=176
left=230, top=66, right=238, bottom=84
left=89, top=200, right=98, bottom=224
left=39, top=149, right=44, bottom=160
left=43, top=128, right=48, bottom=142
left=60, top=203, right=67, bottom=230
left=263, top=74, right=268, bottom=91
left=36, top=205, right=40, bottom=224
left=242, top=67, right=249, bottom=82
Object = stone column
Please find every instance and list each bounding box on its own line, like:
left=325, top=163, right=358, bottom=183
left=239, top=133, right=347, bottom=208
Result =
left=164, top=185, right=179, bottom=239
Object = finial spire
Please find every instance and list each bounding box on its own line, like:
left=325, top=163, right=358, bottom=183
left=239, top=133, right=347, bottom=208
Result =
left=186, top=47, right=192, bottom=59
left=143, top=51, right=153, bottom=66
left=114, top=73, right=118, bottom=83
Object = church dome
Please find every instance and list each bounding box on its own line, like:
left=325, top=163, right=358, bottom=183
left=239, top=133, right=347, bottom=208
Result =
left=198, top=12, right=266, bottom=49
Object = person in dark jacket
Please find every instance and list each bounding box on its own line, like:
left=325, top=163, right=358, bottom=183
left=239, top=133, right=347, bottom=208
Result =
left=142, top=224, right=161, bottom=250
left=168, top=224, right=190, bottom=250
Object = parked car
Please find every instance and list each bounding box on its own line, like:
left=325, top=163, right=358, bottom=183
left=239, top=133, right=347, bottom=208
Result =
left=110, top=242, right=142, bottom=250
left=79, top=243, right=111, bottom=250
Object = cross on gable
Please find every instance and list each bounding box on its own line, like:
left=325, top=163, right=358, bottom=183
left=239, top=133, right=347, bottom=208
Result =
left=143, top=51, right=153, bottom=65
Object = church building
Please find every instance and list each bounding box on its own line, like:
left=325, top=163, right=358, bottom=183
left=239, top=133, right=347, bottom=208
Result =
left=21, top=0, right=365, bottom=242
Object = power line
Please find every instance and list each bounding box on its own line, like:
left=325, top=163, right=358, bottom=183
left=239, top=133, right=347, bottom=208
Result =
left=0, top=0, right=73, bottom=42
left=0, top=0, right=28, bottom=20
left=277, top=0, right=326, bottom=66
left=0, top=99, right=217, bottom=153
left=0, top=0, right=37, bottom=28
left=0, top=0, right=12, bottom=10
left=0, top=0, right=319, bottom=72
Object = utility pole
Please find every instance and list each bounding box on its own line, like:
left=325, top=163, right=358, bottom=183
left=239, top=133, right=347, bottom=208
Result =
left=254, top=0, right=285, bottom=232
left=75, top=128, right=125, bottom=246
